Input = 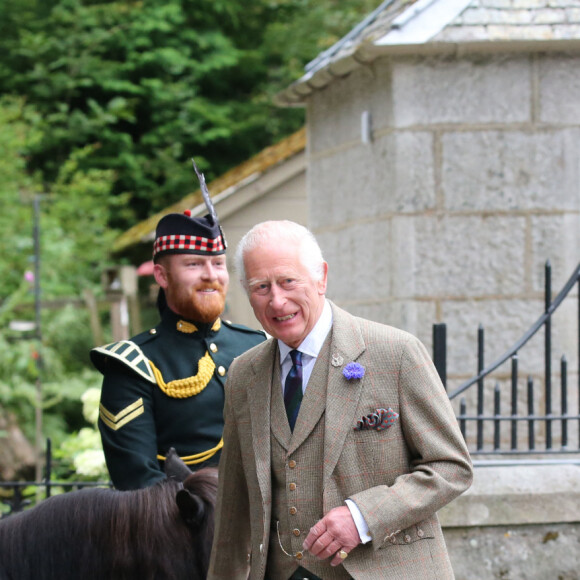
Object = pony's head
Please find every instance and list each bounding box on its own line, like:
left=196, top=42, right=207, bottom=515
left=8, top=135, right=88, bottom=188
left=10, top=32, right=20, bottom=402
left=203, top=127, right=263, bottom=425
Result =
left=164, top=448, right=218, bottom=576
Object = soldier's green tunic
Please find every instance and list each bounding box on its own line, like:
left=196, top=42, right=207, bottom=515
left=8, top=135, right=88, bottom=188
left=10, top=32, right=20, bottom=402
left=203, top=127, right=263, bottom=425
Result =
left=91, top=307, right=265, bottom=490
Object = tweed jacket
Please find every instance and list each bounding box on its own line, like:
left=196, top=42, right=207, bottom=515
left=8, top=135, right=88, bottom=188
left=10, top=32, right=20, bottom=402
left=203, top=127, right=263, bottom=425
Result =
left=208, top=302, right=473, bottom=580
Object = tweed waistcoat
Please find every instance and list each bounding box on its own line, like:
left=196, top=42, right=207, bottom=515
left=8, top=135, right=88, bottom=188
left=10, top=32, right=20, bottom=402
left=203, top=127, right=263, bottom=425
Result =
left=266, top=336, right=351, bottom=580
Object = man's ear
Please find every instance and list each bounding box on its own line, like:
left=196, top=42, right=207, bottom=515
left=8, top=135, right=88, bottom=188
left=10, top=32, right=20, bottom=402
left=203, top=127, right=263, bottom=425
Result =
left=317, top=262, right=328, bottom=295
left=153, top=262, right=169, bottom=289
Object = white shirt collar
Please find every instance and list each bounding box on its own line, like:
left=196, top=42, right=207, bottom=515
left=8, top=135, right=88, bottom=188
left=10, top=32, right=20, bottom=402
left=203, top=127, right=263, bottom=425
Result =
left=278, top=300, right=332, bottom=364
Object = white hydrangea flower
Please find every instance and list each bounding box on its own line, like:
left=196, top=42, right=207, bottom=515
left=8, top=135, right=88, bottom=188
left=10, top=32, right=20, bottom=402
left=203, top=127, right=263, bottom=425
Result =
left=74, top=449, right=107, bottom=478
left=76, top=426, right=102, bottom=449
left=81, top=387, right=101, bottom=425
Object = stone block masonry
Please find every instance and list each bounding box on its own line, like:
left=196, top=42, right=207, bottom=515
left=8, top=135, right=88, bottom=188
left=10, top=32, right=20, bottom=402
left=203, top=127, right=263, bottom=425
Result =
left=307, top=50, right=580, bottom=390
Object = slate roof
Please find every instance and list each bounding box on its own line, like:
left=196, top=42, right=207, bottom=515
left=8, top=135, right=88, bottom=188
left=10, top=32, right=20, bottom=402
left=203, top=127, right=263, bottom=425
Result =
left=276, top=0, right=580, bottom=106
left=436, top=0, right=580, bottom=43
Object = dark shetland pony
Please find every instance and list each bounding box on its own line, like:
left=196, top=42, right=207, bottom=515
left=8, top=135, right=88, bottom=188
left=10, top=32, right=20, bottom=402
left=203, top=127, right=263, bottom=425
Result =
left=0, top=449, right=217, bottom=580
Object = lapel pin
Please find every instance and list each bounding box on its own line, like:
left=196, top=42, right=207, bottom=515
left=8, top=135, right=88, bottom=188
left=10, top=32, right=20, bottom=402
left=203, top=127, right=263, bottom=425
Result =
left=331, top=354, right=344, bottom=367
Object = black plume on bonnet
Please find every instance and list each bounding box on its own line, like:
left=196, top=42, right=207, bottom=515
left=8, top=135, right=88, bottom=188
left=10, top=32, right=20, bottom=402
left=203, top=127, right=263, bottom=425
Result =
left=153, top=159, right=227, bottom=259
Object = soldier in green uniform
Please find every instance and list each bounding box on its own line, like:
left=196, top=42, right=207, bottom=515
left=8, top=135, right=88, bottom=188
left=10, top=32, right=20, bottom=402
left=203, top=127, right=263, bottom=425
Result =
left=91, top=192, right=265, bottom=490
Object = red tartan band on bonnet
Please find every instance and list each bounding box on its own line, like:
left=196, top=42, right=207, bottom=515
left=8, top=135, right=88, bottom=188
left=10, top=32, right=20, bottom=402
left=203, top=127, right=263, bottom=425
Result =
left=153, top=234, right=225, bottom=257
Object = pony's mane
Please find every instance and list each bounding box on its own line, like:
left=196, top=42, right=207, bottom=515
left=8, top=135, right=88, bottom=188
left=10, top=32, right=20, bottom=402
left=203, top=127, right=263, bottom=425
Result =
left=0, top=467, right=218, bottom=580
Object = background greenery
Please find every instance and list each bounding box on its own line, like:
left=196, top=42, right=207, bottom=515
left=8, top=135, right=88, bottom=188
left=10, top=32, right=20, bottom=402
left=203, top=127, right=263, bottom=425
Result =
left=0, top=0, right=379, bottom=483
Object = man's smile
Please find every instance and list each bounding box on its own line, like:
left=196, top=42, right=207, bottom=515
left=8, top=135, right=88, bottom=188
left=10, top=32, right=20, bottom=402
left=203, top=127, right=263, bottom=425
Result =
left=275, top=313, right=297, bottom=322
left=195, top=284, right=223, bottom=295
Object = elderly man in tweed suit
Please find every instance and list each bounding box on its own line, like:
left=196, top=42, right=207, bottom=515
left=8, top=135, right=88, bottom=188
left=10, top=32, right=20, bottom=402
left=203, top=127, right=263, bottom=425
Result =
left=208, top=220, right=473, bottom=580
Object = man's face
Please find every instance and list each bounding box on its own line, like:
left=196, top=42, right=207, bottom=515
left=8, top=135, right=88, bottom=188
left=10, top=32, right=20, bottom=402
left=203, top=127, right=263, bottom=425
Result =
left=154, top=253, right=229, bottom=323
left=244, top=242, right=327, bottom=348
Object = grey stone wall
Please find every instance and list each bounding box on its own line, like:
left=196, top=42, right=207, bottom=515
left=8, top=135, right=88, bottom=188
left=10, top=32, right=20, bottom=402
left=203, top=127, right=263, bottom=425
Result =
left=307, top=51, right=580, bottom=400
left=440, top=464, right=580, bottom=579
left=445, top=522, right=580, bottom=580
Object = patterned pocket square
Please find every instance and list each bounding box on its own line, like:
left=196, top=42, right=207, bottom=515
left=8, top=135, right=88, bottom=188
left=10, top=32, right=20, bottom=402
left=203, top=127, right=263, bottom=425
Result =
left=354, top=408, right=399, bottom=431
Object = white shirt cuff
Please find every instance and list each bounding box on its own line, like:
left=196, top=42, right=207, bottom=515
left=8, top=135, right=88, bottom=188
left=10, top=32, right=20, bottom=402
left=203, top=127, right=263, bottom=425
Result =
left=345, top=499, right=372, bottom=544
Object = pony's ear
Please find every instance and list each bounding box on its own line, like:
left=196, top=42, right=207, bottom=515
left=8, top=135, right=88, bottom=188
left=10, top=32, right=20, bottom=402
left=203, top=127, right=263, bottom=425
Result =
left=164, top=448, right=192, bottom=482
left=176, top=489, right=205, bottom=526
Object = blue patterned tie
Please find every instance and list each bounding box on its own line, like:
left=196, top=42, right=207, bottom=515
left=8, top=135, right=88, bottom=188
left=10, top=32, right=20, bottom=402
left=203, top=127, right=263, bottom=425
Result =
left=284, top=350, right=303, bottom=431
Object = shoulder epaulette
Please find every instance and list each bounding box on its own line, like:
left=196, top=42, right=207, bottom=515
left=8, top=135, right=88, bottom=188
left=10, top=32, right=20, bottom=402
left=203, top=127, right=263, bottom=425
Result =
left=221, top=320, right=266, bottom=336
left=91, top=341, right=156, bottom=384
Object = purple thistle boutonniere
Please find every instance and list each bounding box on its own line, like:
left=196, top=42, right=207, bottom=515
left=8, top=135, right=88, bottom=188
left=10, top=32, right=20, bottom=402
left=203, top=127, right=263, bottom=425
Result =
left=343, top=362, right=365, bottom=380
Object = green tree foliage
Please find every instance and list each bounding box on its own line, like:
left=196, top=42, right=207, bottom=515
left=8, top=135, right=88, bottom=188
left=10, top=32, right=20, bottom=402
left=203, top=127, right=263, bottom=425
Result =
left=0, top=97, right=116, bottom=469
left=0, top=97, right=120, bottom=300
left=0, top=0, right=294, bottom=223
left=0, top=0, right=379, bottom=228
left=0, top=97, right=42, bottom=295
left=40, top=146, right=126, bottom=296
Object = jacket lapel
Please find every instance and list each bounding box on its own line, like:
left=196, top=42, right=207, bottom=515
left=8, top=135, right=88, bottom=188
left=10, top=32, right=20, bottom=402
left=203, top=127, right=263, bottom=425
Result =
left=248, top=339, right=277, bottom=503
left=271, top=358, right=291, bottom=450
left=323, top=302, right=366, bottom=486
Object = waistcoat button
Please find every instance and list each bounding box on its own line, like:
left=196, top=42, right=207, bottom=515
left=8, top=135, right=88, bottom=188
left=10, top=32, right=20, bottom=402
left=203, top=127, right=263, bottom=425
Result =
left=289, top=482, right=296, bottom=491
left=293, top=528, right=300, bottom=537
left=289, top=507, right=297, bottom=515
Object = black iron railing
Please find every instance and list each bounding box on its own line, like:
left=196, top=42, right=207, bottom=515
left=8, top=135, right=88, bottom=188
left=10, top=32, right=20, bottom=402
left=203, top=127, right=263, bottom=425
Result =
left=0, top=439, right=110, bottom=519
left=434, top=261, right=580, bottom=457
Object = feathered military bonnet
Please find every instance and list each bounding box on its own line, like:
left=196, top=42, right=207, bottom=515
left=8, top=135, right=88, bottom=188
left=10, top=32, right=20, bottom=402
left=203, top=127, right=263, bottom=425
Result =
left=153, top=159, right=227, bottom=260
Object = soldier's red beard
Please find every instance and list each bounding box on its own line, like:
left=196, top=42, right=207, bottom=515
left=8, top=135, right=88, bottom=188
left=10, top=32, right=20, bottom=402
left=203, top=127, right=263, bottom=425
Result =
left=165, top=281, right=226, bottom=324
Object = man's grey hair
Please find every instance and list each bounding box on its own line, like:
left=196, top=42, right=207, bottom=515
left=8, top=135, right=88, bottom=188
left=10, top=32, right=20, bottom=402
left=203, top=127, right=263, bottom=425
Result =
left=235, top=221, right=325, bottom=291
